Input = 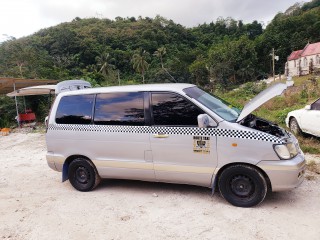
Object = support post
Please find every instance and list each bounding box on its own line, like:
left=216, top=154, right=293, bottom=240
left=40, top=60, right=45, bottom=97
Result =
left=23, top=96, right=26, bottom=113
left=48, top=91, right=51, bottom=112
left=13, top=82, right=20, bottom=127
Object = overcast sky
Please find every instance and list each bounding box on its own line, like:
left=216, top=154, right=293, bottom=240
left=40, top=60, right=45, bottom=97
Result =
left=0, top=0, right=304, bottom=41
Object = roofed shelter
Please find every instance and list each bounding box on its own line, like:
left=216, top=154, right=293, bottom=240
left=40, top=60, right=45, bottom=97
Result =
left=6, top=85, right=56, bottom=97
left=0, top=77, right=58, bottom=127
left=0, top=77, right=58, bottom=95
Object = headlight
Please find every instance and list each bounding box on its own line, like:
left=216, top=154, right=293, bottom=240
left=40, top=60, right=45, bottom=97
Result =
left=273, top=142, right=299, bottom=160
left=286, top=142, right=299, bottom=156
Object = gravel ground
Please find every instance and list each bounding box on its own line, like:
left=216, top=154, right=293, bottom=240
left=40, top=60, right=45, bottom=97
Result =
left=0, top=132, right=319, bottom=240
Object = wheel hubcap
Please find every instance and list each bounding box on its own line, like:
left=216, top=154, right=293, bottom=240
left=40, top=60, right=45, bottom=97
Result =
left=230, top=175, right=254, bottom=198
left=75, top=167, right=90, bottom=184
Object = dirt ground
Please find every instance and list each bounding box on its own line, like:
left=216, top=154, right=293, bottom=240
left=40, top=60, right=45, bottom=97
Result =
left=0, top=131, right=320, bottom=240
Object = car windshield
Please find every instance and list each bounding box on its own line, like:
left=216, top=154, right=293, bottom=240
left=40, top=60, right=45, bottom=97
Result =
left=183, top=87, right=240, bottom=122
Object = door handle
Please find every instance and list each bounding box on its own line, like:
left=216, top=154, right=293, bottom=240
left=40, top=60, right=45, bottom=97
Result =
left=153, top=133, right=169, bottom=138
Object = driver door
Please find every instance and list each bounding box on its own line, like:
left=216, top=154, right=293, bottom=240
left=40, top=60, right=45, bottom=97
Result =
left=149, top=92, right=218, bottom=187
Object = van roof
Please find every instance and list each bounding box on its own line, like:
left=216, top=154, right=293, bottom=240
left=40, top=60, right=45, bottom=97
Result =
left=58, top=83, right=196, bottom=96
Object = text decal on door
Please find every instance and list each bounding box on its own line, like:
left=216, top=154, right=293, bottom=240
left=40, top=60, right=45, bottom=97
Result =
left=193, top=136, right=210, bottom=154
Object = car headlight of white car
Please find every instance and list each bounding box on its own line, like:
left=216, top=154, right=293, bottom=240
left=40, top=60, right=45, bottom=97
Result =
left=273, top=142, right=299, bottom=160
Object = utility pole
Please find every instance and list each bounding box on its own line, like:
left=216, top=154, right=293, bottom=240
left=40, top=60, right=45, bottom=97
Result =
left=271, top=48, right=279, bottom=81
left=272, top=48, right=275, bottom=82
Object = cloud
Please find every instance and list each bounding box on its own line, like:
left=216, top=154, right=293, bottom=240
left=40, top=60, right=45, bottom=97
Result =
left=0, top=0, right=301, bottom=38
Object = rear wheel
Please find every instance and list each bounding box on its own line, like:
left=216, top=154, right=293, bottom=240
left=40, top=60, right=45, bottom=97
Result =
left=68, top=158, right=100, bottom=191
left=289, top=117, right=302, bottom=135
left=218, top=165, right=267, bottom=207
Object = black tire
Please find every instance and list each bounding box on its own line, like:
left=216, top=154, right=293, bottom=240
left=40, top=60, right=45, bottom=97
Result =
left=289, top=117, right=302, bottom=135
left=218, top=165, right=267, bottom=208
left=68, top=158, right=100, bottom=192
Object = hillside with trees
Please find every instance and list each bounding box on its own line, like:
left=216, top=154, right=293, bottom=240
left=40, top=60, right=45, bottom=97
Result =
left=1, top=1, right=320, bottom=88
left=0, top=0, right=320, bottom=127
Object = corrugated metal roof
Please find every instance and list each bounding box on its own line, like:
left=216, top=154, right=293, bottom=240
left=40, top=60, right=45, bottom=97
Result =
left=0, top=78, right=58, bottom=95
left=300, top=42, right=320, bottom=57
left=6, top=85, right=56, bottom=97
left=288, top=50, right=303, bottom=61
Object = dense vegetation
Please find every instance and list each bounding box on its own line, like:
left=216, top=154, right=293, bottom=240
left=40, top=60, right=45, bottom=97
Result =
left=0, top=0, right=320, bottom=130
left=0, top=1, right=319, bottom=87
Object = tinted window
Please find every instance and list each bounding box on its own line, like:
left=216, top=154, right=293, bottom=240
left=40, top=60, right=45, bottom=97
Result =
left=184, top=86, right=240, bottom=122
left=311, top=98, right=320, bottom=110
left=152, top=93, right=204, bottom=126
left=56, top=94, right=94, bottom=124
left=94, top=92, right=144, bottom=126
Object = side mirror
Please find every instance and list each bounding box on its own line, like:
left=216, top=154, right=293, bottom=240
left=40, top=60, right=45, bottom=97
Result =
left=197, top=114, right=217, bottom=128
left=305, top=105, right=311, bottom=110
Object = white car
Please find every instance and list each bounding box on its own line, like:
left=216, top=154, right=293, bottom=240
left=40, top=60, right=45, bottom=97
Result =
left=286, top=98, right=320, bottom=137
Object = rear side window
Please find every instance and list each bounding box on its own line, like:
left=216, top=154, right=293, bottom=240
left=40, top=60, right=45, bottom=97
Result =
left=55, top=95, right=95, bottom=124
left=152, top=92, right=204, bottom=126
left=94, top=92, right=145, bottom=126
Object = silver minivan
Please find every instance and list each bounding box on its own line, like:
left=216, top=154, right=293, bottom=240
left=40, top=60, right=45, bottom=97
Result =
left=46, top=83, right=305, bottom=207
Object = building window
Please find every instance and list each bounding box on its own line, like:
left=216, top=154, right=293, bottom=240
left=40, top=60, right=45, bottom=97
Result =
left=304, top=57, right=308, bottom=67
left=316, top=55, right=320, bottom=65
left=294, top=60, right=296, bottom=67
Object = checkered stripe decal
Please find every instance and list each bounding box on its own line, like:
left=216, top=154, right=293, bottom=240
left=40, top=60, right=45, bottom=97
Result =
left=48, top=124, right=283, bottom=143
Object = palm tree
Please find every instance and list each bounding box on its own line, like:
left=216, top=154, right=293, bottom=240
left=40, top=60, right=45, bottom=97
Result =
left=132, top=48, right=149, bottom=84
left=153, top=47, right=176, bottom=82
left=153, top=47, right=166, bottom=69
left=96, top=52, right=115, bottom=77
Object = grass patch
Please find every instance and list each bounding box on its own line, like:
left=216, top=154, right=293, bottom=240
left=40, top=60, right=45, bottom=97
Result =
left=297, top=135, right=320, bottom=155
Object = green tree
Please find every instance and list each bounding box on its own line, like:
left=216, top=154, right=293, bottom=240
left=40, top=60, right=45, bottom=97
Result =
left=208, top=36, right=257, bottom=89
left=153, top=46, right=176, bottom=82
left=189, top=56, right=209, bottom=86
left=96, top=52, right=115, bottom=77
left=153, top=46, right=166, bottom=69
left=132, top=48, right=149, bottom=83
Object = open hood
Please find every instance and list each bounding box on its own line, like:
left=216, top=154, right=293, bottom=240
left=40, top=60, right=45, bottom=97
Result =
left=236, top=83, right=287, bottom=122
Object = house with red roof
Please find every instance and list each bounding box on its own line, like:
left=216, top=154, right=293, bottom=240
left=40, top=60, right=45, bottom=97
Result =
left=285, top=42, right=320, bottom=76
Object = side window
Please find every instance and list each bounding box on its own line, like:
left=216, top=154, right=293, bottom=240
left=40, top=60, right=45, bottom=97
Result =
left=94, top=92, right=145, bottom=126
left=55, top=94, right=95, bottom=124
left=311, top=99, right=320, bottom=110
left=152, top=92, right=204, bottom=126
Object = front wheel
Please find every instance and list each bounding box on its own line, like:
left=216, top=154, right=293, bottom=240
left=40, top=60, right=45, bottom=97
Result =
left=289, top=117, right=302, bottom=135
left=218, top=165, right=267, bottom=207
left=68, top=158, right=100, bottom=191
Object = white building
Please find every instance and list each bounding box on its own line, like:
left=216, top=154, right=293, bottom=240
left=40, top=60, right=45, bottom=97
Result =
left=285, top=42, right=320, bottom=76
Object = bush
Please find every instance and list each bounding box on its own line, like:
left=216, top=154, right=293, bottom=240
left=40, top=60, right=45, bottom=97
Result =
left=0, top=96, right=17, bottom=128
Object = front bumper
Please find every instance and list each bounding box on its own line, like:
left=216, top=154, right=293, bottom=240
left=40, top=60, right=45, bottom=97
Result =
left=257, top=153, right=306, bottom=191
